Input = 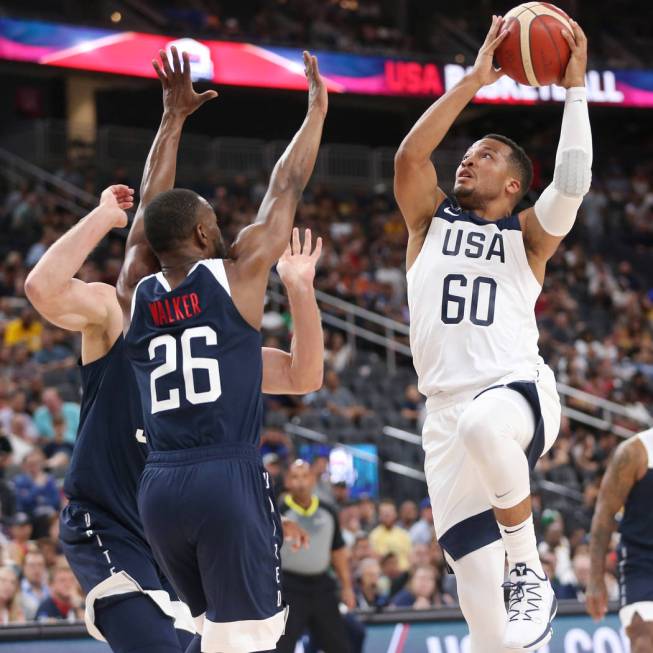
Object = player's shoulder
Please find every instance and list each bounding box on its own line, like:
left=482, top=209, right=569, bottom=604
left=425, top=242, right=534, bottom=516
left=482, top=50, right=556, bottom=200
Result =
left=132, top=271, right=161, bottom=296
left=191, top=259, right=231, bottom=298
left=611, top=436, right=648, bottom=477
left=434, top=196, right=521, bottom=231
left=131, top=261, right=225, bottom=297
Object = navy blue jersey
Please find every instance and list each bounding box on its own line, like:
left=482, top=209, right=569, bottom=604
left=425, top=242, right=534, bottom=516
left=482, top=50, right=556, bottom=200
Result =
left=63, top=335, right=146, bottom=537
left=620, top=430, right=653, bottom=550
left=125, top=259, right=263, bottom=451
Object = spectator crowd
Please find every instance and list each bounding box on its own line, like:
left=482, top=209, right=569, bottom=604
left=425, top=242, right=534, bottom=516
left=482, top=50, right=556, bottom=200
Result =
left=0, top=140, right=651, bottom=625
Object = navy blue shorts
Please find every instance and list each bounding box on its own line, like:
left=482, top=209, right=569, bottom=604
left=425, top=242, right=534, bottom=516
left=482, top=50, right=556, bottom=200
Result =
left=138, top=443, right=286, bottom=653
left=60, top=501, right=195, bottom=641
left=619, top=541, right=653, bottom=606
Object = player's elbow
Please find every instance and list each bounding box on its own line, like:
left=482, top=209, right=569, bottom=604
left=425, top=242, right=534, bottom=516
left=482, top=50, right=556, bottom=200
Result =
left=395, top=141, right=426, bottom=169
left=291, top=366, right=323, bottom=395
left=306, top=366, right=324, bottom=394
left=269, top=159, right=305, bottom=199
left=24, top=272, right=47, bottom=307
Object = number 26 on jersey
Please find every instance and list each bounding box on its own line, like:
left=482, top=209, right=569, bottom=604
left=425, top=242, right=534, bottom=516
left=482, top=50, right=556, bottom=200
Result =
left=148, top=326, right=222, bottom=414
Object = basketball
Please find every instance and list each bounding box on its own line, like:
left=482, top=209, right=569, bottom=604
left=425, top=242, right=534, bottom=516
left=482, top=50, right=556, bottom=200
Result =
left=495, top=2, right=573, bottom=87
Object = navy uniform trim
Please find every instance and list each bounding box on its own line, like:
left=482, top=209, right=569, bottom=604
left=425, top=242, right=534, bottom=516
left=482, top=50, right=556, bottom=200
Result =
left=438, top=380, right=545, bottom=562
left=438, top=509, right=500, bottom=562
left=435, top=197, right=521, bottom=232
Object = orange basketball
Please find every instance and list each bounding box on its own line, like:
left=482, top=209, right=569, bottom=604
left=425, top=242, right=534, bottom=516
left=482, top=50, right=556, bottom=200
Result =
left=495, top=2, right=573, bottom=87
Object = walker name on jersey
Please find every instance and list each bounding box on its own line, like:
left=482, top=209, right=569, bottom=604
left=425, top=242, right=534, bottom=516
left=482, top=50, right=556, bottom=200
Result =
left=148, top=293, right=202, bottom=327
left=442, top=227, right=505, bottom=264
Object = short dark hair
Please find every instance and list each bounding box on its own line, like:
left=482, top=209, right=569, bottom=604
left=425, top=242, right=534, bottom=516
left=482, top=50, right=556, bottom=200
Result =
left=483, top=133, right=533, bottom=203
left=144, top=189, right=202, bottom=255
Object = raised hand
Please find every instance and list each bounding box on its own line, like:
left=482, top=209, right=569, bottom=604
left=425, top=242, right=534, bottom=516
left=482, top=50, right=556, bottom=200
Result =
left=99, top=184, right=134, bottom=227
left=153, top=46, right=218, bottom=117
left=277, top=228, right=323, bottom=290
left=469, top=15, right=508, bottom=87
left=560, top=19, right=588, bottom=88
left=304, top=51, right=328, bottom=115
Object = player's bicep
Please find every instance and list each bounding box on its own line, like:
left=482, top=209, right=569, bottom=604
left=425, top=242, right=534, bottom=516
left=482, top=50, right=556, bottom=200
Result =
left=393, top=152, right=443, bottom=231
left=261, top=347, right=295, bottom=395
left=32, top=281, right=118, bottom=332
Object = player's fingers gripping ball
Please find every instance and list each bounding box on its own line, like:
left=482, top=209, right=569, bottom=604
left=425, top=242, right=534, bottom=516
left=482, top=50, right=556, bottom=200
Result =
left=495, top=2, right=574, bottom=86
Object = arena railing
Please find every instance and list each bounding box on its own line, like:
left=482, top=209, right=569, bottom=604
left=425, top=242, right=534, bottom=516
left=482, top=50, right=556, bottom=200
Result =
left=0, top=147, right=97, bottom=218
left=268, top=273, right=411, bottom=374
left=0, top=120, right=462, bottom=191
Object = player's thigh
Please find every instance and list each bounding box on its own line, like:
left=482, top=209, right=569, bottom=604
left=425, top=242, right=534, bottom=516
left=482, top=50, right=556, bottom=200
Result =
left=137, top=467, right=207, bottom=618
left=60, top=502, right=162, bottom=594
left=307, top=593, right=351, bottom=653
left=536, top=365, right=562, bottom=454
left=194, top=458, right=285, bottom=652
left=424, top=405, right=493, bottom=545
left=621, top=603, right=653, bottom=650
left=95, top=593, right=182, bottom=653
left=445, top=540, right=506, bottom=648
left=626, top=615, right=653, bottom=653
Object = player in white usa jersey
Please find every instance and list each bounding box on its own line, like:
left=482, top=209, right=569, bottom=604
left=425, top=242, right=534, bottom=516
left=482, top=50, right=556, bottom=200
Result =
left=395, top=15, right=591, bottom=653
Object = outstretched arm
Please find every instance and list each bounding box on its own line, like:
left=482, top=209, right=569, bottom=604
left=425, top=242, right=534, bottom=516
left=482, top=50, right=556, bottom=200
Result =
left=395, top=16, right=507, bottom=268
left=230, top=52, right=327, bottom=273
left=25, top=186, right=133, bottom=347
left=522, top=20, right=591, bottom=282
left=116, top=46, right=217, bottom=312
left=586, top=438, right=643, bottom=621
left=262, top=229, right=323, bottom=395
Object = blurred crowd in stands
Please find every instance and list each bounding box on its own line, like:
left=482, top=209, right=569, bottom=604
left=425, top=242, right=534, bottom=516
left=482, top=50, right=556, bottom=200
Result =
left=0, top=143, right=651, bottom=623
left=5, top=0, right=652, bottom=67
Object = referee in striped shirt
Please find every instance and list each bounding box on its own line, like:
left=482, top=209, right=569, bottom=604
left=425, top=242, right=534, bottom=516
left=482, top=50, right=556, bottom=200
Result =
left=276, top=460, right=355, bottom=653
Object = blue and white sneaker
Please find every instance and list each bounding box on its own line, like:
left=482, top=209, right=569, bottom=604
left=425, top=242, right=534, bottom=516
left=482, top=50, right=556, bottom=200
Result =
left=502, top=563, right=557, bottom=651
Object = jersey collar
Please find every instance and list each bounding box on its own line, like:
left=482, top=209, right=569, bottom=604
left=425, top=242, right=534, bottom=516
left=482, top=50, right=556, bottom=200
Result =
left=285, top=494, right=319, bottom=517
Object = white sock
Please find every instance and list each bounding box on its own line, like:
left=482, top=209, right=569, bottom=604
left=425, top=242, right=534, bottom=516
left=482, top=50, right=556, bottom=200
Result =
left=499, top=515, right=545, bottom=577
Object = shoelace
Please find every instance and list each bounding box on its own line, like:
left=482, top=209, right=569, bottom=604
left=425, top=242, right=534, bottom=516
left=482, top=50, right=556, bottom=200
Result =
left=502, top=580, right=543, bottom=622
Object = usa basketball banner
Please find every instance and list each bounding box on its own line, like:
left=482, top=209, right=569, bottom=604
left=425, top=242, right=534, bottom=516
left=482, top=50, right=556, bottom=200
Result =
left=1, top=17, right=652, bottom=107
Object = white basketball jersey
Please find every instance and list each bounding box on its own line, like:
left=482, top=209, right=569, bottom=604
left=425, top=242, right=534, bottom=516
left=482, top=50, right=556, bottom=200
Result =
left=407, top=197, right=543, bottom=398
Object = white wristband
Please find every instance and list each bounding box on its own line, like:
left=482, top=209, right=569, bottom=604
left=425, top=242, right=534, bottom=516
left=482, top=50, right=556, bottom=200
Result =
left=565, top=86, right=587, bottom=102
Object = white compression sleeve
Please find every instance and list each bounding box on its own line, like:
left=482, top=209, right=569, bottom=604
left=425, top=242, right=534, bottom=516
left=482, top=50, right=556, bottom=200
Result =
left=534, top=86, right=593, bottom=236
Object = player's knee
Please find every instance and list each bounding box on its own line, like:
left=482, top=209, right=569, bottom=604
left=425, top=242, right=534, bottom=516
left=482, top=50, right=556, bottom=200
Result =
left=458, top=402, right=494, bottom=455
